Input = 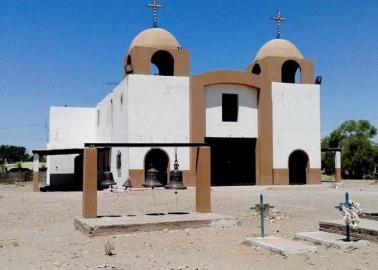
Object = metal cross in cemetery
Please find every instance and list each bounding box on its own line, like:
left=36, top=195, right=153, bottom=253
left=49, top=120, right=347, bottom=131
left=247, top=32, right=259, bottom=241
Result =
left=146, top=0, right=163, bottom=28
left=271, top=10, right=287, bottom=39
left=335, top=192, right=352, bottom=242
left=250, top=194, right=273, bottom=238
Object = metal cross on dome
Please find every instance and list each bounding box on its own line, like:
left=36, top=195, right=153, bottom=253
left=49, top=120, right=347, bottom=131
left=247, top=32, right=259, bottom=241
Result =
left=146, top=0, right=163, bottom=28
left=271, top=10, right=287, bottom=39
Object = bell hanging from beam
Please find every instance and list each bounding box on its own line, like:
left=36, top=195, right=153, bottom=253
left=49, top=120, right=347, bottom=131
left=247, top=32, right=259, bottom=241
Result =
left=165, top=149, right=187, bottom=190
left=143, top=164, right=163, bottom=188
left=100, top=169, right=116, bottom=189
left=122, top=177, right=131, bottom=190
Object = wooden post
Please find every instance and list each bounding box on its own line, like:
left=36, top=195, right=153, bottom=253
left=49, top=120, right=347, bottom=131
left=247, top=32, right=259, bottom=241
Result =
left=33, top=153, right=40, bottom=192
left=335, top=151, right=342, bottom=183
left=83, top=148, right=98, bottom=218
left=196, top=147, right=211, bottom=213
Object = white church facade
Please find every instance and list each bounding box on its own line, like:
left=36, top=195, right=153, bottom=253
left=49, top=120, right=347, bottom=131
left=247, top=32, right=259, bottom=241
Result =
left=46, top=25, right=321, bottom=189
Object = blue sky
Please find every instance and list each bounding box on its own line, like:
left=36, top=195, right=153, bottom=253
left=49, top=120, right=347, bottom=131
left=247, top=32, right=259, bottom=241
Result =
left=0, top=0, right=377, bottom=151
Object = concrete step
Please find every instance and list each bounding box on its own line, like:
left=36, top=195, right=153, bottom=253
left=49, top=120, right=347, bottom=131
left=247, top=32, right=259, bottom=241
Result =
left=75, top=212, right=239, bottom=236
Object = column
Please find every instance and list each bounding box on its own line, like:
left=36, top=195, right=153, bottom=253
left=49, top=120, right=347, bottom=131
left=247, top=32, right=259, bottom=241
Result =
left=196, top=147, right=211, bottom=213
left=335, top=151, right=342, bottom=182
left=83, top=148, right=98, bottom=218
left=33, top=153, right=40, bottom=192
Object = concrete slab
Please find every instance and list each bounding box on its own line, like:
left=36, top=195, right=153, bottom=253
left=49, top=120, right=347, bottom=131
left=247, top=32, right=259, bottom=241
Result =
left=320, top=219, right=378, bottom=243
left=243, top=236, right=317, bottom=256
left=361, top=212, right=378, bottom=221
left=74, top=212, right=239, bottom=236
left=295, top=231, right=369, bottom=250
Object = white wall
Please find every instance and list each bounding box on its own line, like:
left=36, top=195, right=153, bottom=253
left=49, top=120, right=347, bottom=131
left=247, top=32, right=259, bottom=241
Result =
left=46, top=74, right=191, bottom=186
left=47, top=107, right=96, bottom=184
left=204, top=84, right=258, bottom=138
left=272, top=82, right=321, bottom=169
left=95, top=78, right=130, bottom=186
left=127, top=75, right=190, bottom=170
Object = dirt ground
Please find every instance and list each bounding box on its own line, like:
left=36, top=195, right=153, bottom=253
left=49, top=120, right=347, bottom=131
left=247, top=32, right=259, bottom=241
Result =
left=1, top=181, right=378, bottom=270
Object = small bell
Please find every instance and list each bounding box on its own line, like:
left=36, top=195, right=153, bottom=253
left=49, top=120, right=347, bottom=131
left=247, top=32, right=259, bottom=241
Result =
left=165, top=154, right=187, bottom=190
left=100, top=170, right=116, bottom=189
left=143, top=164, right=163, bottom=188
left=122, top=177, right=131, bottom=189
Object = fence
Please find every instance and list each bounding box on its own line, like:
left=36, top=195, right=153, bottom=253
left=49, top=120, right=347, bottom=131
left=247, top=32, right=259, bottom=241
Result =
left=0, top=171, right=46, bottom=183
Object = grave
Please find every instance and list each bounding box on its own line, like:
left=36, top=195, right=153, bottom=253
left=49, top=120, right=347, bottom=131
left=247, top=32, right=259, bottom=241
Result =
left=244, top=237, right=317, bottom=256
left=320, top=192, right=378, bottom=243
left=295, top=231, right=369, bottom=249
left=243, top=194, right=317, bottom=256
left=319, top=219, right=378, bottom=243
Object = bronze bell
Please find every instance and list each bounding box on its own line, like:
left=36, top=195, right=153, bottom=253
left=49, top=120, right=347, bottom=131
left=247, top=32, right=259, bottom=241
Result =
left=165, top=159, right=187, bottom=190
left=122, top=177, right=131, bottom=189
left=143, top=165, right=163, bottom=188
left=100, top=170, right=116, bottom=189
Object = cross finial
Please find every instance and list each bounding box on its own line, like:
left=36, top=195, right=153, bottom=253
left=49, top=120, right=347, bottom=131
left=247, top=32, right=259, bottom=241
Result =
left=271, top=10, right=287, bottom=39
left=146, top=0, right=163, bottom=28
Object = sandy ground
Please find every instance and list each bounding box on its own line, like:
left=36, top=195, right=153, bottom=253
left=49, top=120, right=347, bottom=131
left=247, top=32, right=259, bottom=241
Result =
left=1, top=181, right=378, bottom=270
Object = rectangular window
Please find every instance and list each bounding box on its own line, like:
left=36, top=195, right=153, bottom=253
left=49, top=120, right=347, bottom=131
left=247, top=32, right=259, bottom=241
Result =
left=222, top=93, right=238, bottom=122
left=97, top=110, right=100, bottom=126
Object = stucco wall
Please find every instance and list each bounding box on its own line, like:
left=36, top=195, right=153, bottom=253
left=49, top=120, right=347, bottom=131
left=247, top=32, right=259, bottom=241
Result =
left=127, top=75, right=190, bottom=170
left=47, top=107, right=96, bottom=184
left=204, top=84, right=258, bottom=138
left=95, top=78, right=129, bottom=185
left=272, top=82, right=321, bottom=169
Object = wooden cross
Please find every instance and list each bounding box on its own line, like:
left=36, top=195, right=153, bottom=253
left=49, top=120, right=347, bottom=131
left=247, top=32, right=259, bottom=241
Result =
left=146, top=0, right=163, bottom=28
left=271, top=10, right=287, bottom=39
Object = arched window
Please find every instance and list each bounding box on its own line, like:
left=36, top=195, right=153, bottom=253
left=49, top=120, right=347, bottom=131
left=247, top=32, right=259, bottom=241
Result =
left=125, top=55, right=133, bottom=75
left=252, top=63, right=261, bottom=75
left=281, top=60, right=301, bottom=83
left=151, top=50, right=174, bottom=76
left=288, top=150, right=309, bottom=185
left=144, top=148, right=170, bottom=186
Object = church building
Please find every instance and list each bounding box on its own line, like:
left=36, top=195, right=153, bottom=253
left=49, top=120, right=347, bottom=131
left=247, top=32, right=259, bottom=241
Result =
left=45, top=8, right=321, bottom=189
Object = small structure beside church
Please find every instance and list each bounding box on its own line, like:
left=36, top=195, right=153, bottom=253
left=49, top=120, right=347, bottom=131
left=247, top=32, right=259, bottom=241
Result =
left=44, top=6, right=321, bottom=189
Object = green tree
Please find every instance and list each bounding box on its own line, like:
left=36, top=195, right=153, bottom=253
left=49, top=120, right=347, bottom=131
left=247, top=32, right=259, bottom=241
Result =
left=0, top=145, right=30, bottom=164
left=321, top=120, right=377, bottom=179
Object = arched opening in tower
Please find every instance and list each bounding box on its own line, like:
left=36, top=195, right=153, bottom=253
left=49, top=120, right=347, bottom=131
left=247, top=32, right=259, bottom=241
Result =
left=151, top=50, right=174, bottom=76
left=252, top=63, right=261, bottom=75
left=289, top=150, right=309, bottom=185
left=125, top=55, right=133, bottom=75
left=144, top=148, right=169, bottom=186
left=281, top=60, right=301, bottom=83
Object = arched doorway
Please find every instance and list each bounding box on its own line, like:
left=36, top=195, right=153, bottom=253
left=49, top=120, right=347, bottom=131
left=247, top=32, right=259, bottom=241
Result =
left=289, top=150, right=309, bottom=185
left=151, top=50, right=174, bottom=76
left=281, top=60, right=301, bottom=83
left=144, top=149, right=169, bottom=186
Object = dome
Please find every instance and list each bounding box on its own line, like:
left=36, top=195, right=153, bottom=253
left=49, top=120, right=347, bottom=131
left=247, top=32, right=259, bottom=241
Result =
left=254, top=39, right=303, bottom=62
left=128, top=28, right=180, bottom=53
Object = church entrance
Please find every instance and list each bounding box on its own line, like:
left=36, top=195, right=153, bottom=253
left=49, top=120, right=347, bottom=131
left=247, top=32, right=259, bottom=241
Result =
left=289, top=150, right=309, bottom=185
left=205, top=137, right=256, bottom=186
left=144, top=149, right=169, bottom=186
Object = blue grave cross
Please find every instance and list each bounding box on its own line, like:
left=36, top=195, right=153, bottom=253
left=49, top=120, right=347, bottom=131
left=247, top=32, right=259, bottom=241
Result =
left=335, top=192, right=352, bottom=242
left=250, top=194, right=274, bottom=238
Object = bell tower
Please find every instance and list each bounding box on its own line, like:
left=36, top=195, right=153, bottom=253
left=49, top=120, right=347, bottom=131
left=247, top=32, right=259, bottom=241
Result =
left=247, top=11, right=314, bottom=84
left=124, top=1, right=189, bottom=77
